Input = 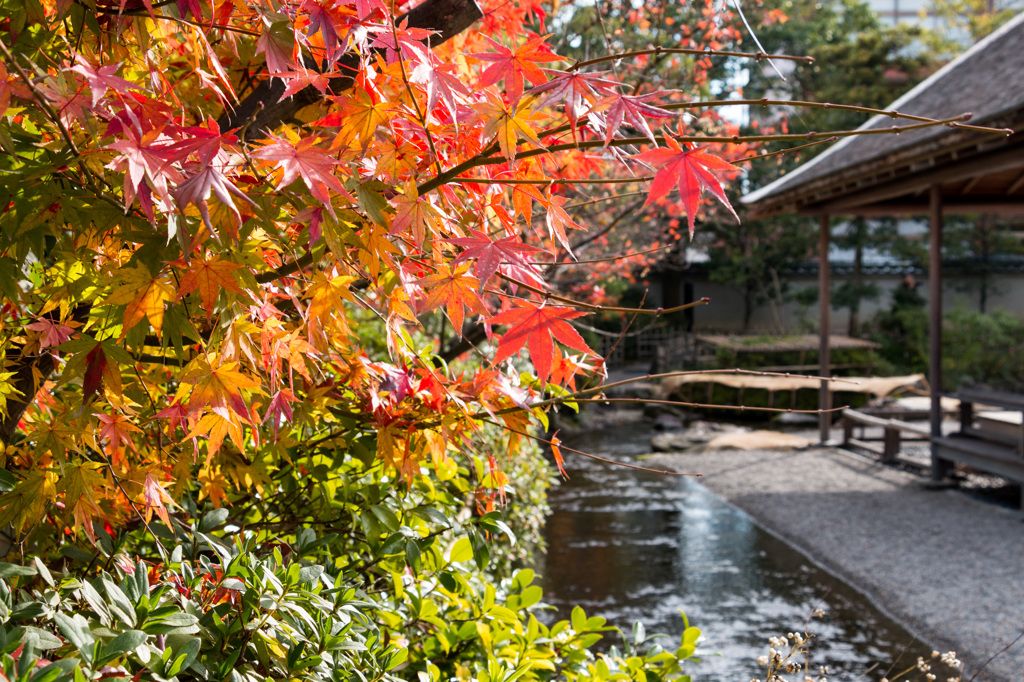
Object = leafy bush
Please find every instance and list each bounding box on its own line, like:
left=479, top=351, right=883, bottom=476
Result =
left=0, top=518, right=703, bottom=682
left=872, top=308, right=1024, bottom=391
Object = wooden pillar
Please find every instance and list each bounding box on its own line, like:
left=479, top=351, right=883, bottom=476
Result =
left=929, top=186, right=949, bottom=480
left=819, top=214, right=831, bottom=443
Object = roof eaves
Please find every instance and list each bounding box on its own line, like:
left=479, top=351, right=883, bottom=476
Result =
left=740, top=10, right=1024, bottom=208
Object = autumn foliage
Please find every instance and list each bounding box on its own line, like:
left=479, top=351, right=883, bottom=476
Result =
left=0, top=0, right=977, bottom=562
left=0, top=0, right=753, bottom=547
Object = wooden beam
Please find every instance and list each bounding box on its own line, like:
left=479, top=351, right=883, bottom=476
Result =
left=798, top=196, right=1024, bottom=217
left=929, top=186, right=950, bottom=481
left=960, top=176, right=982, bottom=194
left=1007, top=168, right=1024, bottom=195
left=808, top=145, right=1024, bottom=213
left=819, top=214, right=831, bottom=444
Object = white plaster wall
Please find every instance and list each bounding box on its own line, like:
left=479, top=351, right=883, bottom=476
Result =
left=676, top=273, right=1024, bottom=333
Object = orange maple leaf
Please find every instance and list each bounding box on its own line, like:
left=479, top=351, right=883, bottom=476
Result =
left=419, top=263, right=487, bottom=335
left=106, top=268, right=175, bottom=339
left=94, top=411, right=142, bottom=466
left=179, top=257, right=245, bottom=315
left=477, top=92, right=545, bottom=162
left=142, top=471, right=176, bottom=528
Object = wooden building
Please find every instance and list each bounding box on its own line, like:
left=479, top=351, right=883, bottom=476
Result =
left=741, top=11, right=1024, bottom=479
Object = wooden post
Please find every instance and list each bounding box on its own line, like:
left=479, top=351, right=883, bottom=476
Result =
left=929, top=186, right=949, bottom=480
left=883, top=426, right=900, bottom=463
left=819, top=214, right=832, bottom=443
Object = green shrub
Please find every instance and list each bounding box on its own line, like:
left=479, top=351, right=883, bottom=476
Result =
left=0, top=420, right=702, bottom=682
left=0, top=526, right=702, bottom=682
left=872, top=308, right=1024, bottom=391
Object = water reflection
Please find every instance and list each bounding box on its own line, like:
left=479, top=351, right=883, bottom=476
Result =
left=537, top=421, right=931, bottom=681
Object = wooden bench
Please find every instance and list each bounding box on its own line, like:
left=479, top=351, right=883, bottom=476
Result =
left=932, top=388, right=1024, bottom=487
left=842, top=408, right=929, bottom=464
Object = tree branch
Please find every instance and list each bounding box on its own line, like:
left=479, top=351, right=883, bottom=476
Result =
left=218, top=0, right=483, bottom=139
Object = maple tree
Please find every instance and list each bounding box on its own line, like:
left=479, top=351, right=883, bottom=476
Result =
left=0, top=0, right=1006, bottom=675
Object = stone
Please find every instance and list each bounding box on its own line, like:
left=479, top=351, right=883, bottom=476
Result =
left=650, top=432, right=696, bottom=452
left=652, top=413, right=683, bottom=431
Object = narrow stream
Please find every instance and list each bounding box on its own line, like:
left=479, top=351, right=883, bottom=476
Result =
left=536, top=420, right=932, bottom=681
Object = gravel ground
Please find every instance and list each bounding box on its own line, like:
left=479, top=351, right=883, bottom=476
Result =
left=645, top=445, right=1024, bottom=682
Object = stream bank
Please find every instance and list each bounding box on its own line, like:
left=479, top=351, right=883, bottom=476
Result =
left=537, top=416, right=937, bottom=681
left=643, top=436, right=1024, bottom=682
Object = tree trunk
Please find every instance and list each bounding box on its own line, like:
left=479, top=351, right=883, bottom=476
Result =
left=218, top=0, right=483, bottom=139
left=743, top=284, right=754, bottom=332
left=849, top=240, right=863, bottom=337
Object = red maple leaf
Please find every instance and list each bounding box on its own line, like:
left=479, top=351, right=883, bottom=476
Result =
left=410, top=55, right=472, bottom=120
left=264, top=389, right=296, bottom=441
left=275, top=67, right=338, bottom=100
left=70, top=57, right=141, bottom=107
left=595, top=91, right=677, bottom=148
left=158, top=118, right=237, bottom=167
left=469, top=35, right=561, bottom=104
left=634, top=136, right=738, bottom=236
left=445, top=228, right=547, bottom=290
left=252, top=134, right=348, bottom=215
left=531, top=69, right=619, bottom=139
left=487, top=302, right=592, bottom=386
left=543, top=192, right=583, bottom=256
left=299, top=0, right=350, bottom=62
left=172, top=165, right=257, bottom=238
left=82, top=344, right=108, bottom=405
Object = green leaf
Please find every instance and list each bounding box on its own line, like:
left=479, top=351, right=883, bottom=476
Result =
left=143, top=612, right=200, bottom=635
left=100, top=629, right=147, bottom=662
left=30, top=659, right=79, bottom=682
left=384, top=646, right=408, bottom=671
left=356, top=183, right=390, bottom=227
left=9, top=625, right=63, bottom=650
left=571, top=606, right=587, bottom=634
left=33, top=557, right=54, bottom=587
left=0, top=469, right=18, bottom=493
left=166, top=638, right=201, bottom=677
left=411, top=506, right=450, bottom=528
left=370, top=504, right=400, bottom=532
left=0, top=562, right=36, bottom=578
left=297, top=565, right=324, bottom=585
left=102, top=578, right=137, bottom=627
left=632, top=621, right=646, bottom=646
left=448, top=537, right=472, bottom=563
left=54, top=613, right=96, bottom=663
left=199, top=508, right=229, bottom=533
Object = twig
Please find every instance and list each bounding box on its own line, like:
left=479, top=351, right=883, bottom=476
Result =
left=568, top=46, right=814, bottom=71
left=485, top=419, right=699, bottom=476
left=572, top=397, right=849, bottom=415
left=968, top=628, right=1024, bottom=682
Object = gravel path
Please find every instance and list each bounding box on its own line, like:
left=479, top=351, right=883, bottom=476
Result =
left=645, top=446, right=1024, bottom=682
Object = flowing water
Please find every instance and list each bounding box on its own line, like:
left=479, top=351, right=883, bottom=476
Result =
left=536, top=420, right=932, bottom=681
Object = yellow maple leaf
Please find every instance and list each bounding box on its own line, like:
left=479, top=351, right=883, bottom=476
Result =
left=0, top=469, right=57, bottom=531
left=305, top=271, right=356, bottom=341
left=197, top=465, right=230, bottom=508
left=57, top=460, right=107, bottom=543
left=176, top=358, right=262, bottom=422
left=331, top=87, right=396, bottom=154
left=477, top=93, right=545, bottom=162
left=107, top=268, right=175, bottom=339
left=356, top=222, right=399, bottom=281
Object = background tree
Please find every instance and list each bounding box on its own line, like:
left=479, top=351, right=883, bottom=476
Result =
left=0, top=0, right=991, bottom=676
left=944, top=215, right=1024, bottom=313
